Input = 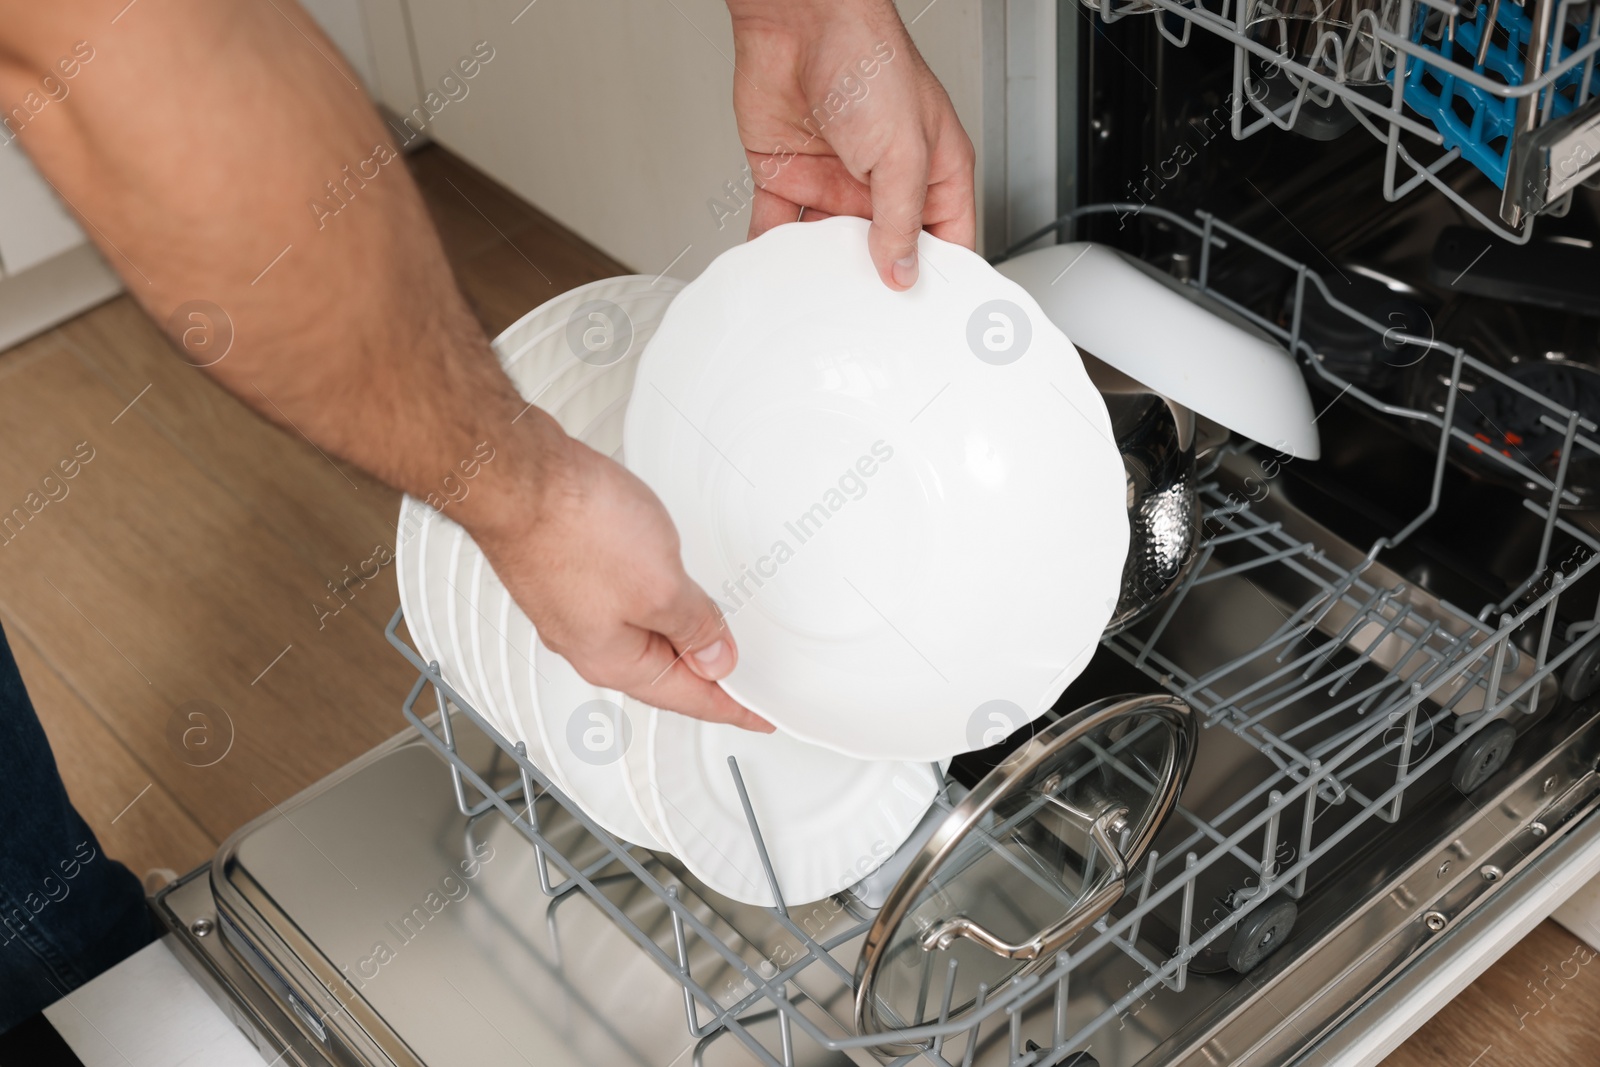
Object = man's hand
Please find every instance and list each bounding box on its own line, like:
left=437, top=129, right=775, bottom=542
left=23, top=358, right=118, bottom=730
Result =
left=727, top=0, right=976, bottom=289
left=466, top=424, right=767, bottom=731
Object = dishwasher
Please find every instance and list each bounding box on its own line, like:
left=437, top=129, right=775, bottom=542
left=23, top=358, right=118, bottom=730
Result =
left=154, top=3, right=1600, bottom=1064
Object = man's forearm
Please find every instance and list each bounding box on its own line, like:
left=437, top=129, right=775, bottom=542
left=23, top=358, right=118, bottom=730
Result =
left=0, top=0, right=563, bottom=537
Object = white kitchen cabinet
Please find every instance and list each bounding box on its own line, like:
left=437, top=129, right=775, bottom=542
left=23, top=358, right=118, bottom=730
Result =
left=302, top=0, right=427, bottom=115
left=357, top=0, right=428, bottom=117
left=394, top=0, right=1006, bottom=277
left=301, top=0, right=382, bottom=91
left=0, top=137, right=121, bottom=350
left=0, top=135, right=88, bottom=276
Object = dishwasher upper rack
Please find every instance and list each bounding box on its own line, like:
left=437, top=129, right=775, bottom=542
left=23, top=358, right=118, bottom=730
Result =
left=1081, top=0, right=1600, bottom=241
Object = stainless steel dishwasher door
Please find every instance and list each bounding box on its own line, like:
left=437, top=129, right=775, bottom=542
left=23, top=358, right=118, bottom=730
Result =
left=160, top=723, right=876, bottom=1067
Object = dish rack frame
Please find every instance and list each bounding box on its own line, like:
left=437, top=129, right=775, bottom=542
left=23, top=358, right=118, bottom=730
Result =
left=1083, top=0, right=1600, bottom=240
left=384, top=202, right=1600, bottom=1067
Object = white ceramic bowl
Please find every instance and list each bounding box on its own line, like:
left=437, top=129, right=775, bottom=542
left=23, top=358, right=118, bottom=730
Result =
left=996, top=242, right=1321, bottom=460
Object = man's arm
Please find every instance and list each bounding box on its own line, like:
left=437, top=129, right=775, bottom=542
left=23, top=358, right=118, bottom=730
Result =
left=0, top=0, right=762, bottom=728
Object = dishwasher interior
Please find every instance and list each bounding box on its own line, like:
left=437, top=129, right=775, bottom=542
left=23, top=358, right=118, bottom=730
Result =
left=156, top=3, right=1600, bottom=1063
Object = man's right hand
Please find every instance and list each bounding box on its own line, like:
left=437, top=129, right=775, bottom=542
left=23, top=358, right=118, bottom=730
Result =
left=466, top=419, right=770, bottom=732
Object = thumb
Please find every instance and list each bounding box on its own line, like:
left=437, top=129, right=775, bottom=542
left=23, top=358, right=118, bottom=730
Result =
left=641, top=572, right=739, bottom=683
left=866, top=144, right=929, bottom=290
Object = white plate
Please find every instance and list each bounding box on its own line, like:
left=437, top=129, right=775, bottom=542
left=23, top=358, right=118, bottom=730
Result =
left=619, top=696, right=670, bottom=847
left=533, top=635, right=663, bottom=848
left=397, top=276, right=684, bottom=796
left=403, top=272, right=956, bottom=897
left=461, top=535, right=541, bottom=758
left=394, top=496, right=439, bottom=670
left=996, top=242, right=1321, bottom=459
left=478, top=556, right=533, bottom=754
left=453, top=541, right=497, bottom=737
left=498, top=278, right=681, bottom=416
left=439, top=522, right=501, bottom=738
left=646, top=707, right=939, bottom=906
left=624, top=216, right=1129, bottom=762
left=462, top=542, right=517, bottom=747
left=400, top=505, right=473, bottom=723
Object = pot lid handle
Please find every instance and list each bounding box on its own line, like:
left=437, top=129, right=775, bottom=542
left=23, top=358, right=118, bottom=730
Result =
left=919, top=799, right=1131, bottom=960
left=853, top=693, right=1196, bottom=1047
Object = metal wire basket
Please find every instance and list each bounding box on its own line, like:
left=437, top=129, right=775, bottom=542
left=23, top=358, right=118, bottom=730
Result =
left=1085, top=0, right=1600, bottom=240
left=386, top=203, right=1600, bottom=1066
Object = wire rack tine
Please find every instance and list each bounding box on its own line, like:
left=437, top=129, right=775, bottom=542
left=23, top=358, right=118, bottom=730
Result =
left=961, top=984, right=988, bottom=1067
left=727, top=756, right=788, bottom=916
left=932, top=958, right=960, bottom=1058
left=1292, top=762, right=1320, bottom=898
left=1527, top=578, right=1565, bottom=718
left=427, top=665, right=475, bottom=818
left=1388, top=692, right=1421, bottom=822
left=1051, top=962, right=1069, bottom=1051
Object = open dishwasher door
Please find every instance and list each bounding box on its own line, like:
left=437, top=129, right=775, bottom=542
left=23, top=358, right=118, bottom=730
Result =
left=156, top=722, right=814, bottom=1067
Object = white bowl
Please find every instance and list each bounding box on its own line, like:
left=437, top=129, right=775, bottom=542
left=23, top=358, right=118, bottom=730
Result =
left=996, top=242, right=1321, bottom=460
left=623, top=217, right=1130, bottom=762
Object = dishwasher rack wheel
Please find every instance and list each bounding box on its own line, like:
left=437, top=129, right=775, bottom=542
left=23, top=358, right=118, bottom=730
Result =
left=1561, top=640, right=1600, bottom=704
left=1227, top=894, right=1298, bottom=975
left=1451, top=720, right=1518, bottom=794
left=1025, top=1041, right=1098, bottom=1067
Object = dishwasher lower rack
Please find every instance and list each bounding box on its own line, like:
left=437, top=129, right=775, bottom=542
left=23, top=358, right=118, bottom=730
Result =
left=385, top=214, right=1600, bottom=1065
left=382, top=567, right=1593, bottom=1067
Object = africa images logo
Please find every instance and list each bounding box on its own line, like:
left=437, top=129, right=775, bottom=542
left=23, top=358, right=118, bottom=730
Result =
left=715, top=440, right=895, bottom=616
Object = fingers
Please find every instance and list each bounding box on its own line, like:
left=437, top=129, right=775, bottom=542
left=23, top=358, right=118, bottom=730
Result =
left=747, top=186, right=802, bottom=240
left=568, top=627, right=770, bottom=732
left=865, top=143, right=930, bottom=291
left=746, top=153, right=866, bottom=238
left=638, top=570, right=739, bottom=683
left=922, top=126, right=978, bottom=252
left=560, top=568, right=771, bottom=732
left=628, top=631, right=772, bottom=732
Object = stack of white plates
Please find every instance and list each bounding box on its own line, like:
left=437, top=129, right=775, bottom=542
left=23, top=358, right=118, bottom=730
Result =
left=398, top=219, right=1129, bottom=906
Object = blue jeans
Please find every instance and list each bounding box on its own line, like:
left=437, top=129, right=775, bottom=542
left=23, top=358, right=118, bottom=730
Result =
left=0, top=621, right=153, bottom=1032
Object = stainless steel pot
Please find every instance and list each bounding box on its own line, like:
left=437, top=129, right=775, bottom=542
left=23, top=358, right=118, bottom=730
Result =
left=1084, top=351, right=1203, bottom=634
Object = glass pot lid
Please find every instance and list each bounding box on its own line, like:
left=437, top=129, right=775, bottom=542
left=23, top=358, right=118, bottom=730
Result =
left=852, top=694, right=1196, bottom=1048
